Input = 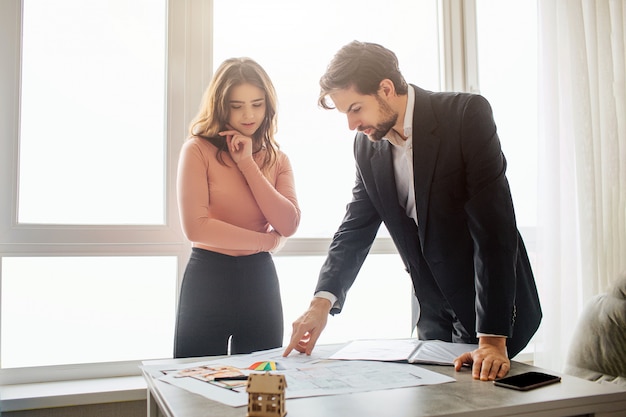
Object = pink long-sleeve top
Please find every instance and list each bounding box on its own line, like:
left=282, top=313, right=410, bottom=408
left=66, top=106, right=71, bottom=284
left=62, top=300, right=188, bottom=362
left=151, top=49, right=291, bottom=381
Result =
left=177, top=136, right=301, bottom=257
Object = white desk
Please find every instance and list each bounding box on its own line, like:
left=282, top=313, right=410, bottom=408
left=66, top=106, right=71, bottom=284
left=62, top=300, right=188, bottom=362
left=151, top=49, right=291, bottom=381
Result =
left=142, top=352, right=626, bottom=417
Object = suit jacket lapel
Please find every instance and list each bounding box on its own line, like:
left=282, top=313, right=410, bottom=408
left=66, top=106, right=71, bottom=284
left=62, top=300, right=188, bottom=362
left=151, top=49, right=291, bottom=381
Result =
left=411, top=85, right=439, bottom=242
left=370, top=140, right=398, bottom=219
left=369, top=132, right=423, bottom=258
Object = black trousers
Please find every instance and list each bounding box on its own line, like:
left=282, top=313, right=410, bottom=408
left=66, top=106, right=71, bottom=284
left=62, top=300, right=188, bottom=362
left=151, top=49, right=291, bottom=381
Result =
left=174, top=248, right=283, bottom=358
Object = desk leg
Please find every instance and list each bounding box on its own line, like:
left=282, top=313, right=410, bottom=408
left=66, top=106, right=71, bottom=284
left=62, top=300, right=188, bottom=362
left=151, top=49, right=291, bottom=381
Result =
left=147, top=388, right=160, bottom=417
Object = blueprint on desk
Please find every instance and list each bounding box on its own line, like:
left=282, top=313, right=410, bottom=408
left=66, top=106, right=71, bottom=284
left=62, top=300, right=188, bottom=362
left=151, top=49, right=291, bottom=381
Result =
left=142, top=344, right=455, bottom=407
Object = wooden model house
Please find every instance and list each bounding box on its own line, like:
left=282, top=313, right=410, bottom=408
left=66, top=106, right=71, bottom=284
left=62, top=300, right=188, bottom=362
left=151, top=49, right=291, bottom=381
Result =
left=246, top=372, right=287, bottom=417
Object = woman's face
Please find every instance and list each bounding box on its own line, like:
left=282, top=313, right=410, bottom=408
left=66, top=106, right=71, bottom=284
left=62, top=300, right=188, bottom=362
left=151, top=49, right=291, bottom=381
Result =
left=227, top=83, right=266, bottom=137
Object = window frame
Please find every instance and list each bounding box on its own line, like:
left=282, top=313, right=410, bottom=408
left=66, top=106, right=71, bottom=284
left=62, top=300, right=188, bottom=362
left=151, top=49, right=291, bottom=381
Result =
left=0, top=0, right=484, bottom=385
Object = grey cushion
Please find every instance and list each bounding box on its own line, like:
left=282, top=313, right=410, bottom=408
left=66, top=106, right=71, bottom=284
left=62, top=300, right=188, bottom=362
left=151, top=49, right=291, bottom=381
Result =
left=564, top=272, right=626, bottom=386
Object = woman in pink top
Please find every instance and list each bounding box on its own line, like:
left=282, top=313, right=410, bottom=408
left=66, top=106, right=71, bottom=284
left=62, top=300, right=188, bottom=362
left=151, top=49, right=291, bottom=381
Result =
left=174, top=58, right=301, bottom=357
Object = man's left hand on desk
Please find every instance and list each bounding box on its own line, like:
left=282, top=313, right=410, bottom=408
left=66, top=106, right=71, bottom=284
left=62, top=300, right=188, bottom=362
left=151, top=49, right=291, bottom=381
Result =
left=453, top=336, right=510, bottom=381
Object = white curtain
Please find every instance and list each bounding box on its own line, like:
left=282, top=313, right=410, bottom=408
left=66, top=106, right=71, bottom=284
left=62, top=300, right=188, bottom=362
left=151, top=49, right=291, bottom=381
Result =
left=535, top=0, right=626, bottom=372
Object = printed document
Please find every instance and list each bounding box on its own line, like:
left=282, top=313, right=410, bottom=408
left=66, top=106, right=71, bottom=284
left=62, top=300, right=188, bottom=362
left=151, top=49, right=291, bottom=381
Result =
left=328, top=338, right=478, bottom=365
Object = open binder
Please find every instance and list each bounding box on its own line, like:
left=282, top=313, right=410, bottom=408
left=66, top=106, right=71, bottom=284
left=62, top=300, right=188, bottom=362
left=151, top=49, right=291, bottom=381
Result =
left=328, top=338, right=478, bottom=365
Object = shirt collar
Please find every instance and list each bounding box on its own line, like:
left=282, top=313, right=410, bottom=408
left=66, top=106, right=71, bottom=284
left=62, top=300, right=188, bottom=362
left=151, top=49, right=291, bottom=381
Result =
left=403, top=85, right=414, bottom=138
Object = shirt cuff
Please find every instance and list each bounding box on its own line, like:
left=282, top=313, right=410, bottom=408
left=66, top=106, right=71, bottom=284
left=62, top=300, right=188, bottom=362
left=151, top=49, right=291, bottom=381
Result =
left=476, top=333, right=507, bottom=338
left=314, top=291, right=338, bottom=308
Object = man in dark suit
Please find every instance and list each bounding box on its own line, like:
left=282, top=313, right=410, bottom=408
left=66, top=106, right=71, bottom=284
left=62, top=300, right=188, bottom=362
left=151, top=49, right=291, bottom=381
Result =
left=283, top=41, right=542, bottom=381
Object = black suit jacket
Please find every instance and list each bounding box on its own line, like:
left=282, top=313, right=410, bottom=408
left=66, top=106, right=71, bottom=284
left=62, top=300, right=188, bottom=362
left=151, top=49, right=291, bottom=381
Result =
left=316, top=85, right=542, bottom=357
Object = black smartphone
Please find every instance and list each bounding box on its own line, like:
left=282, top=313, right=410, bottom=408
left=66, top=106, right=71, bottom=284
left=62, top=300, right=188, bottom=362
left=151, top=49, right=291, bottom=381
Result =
left=494, top=371, right=561, bottom=391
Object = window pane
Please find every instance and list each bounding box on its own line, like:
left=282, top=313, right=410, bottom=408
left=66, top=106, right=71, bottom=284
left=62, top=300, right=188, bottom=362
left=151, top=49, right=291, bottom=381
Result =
left=476, top=0, right=538, bottom=227
left=1, top=256, right=176, bottom=368
left=276, top=254, right=413, bottom=345
left=213, top=0, right=440, bottom=237
left=18, top=0, right=167, bottom=225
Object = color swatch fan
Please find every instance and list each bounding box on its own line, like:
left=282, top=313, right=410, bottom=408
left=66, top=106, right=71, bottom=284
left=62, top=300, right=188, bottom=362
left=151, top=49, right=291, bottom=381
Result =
left=248, top=361, right=283, bottom=371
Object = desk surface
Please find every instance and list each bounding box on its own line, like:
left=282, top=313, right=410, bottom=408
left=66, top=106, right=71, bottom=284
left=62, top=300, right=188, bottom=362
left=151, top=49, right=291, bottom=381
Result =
left=143, top=354, right=626, bottom=417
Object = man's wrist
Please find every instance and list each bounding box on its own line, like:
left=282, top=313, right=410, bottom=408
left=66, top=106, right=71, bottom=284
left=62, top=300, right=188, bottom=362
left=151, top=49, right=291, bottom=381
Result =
left=311, top=296, right=333, bottom=313
left=478, top=335, right=507, bottom=349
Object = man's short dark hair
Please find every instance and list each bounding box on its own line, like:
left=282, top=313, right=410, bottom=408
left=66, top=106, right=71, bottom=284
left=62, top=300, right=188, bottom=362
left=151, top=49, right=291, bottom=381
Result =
left=318, top=41, right=409, bottom=109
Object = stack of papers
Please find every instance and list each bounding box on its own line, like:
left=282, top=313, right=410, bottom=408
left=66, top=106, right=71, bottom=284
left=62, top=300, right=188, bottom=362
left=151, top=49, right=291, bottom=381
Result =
left=328, top=338, right=478, bottom=365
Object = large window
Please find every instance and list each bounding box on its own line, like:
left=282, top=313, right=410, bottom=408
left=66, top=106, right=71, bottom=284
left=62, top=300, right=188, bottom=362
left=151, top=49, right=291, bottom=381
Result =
left=0, top=0, right=539, bottom=384
left=0, top=0, right=182, bottom=377
left=0, top=1, right=176, bottom=370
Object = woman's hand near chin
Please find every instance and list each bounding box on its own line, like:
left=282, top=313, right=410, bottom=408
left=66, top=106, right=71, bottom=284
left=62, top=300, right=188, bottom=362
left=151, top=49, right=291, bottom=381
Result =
left=219, top=128, right=253, bottom=164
